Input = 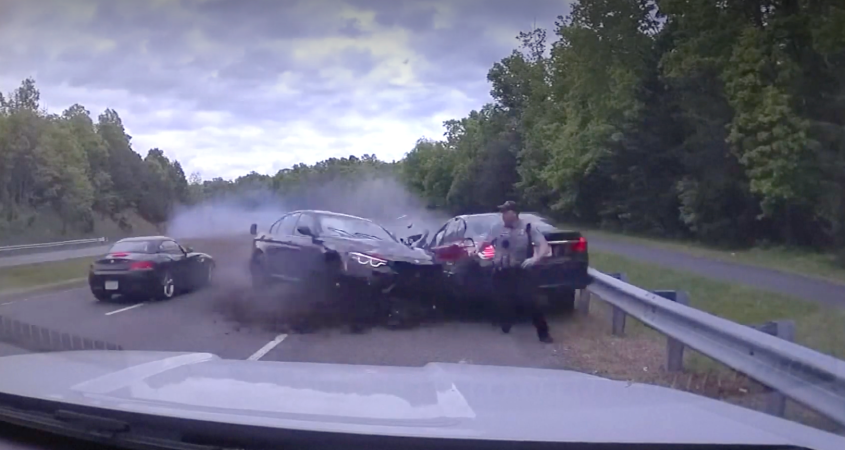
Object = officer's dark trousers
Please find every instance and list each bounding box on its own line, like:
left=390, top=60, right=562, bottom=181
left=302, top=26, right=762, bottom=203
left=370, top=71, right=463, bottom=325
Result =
left=492, top=266, right=550, bottom=340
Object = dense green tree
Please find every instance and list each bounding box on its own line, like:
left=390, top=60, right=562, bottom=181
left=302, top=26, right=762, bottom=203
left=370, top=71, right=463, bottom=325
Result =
left=400, top=0, right=845, bottom=252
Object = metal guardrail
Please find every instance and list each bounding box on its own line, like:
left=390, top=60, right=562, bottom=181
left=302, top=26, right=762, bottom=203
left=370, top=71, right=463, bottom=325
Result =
left=0, top=315, right=122, bottom=352
left=0, top=237, right=107, bottom=254
left=581, top=267, right=845, bottom=428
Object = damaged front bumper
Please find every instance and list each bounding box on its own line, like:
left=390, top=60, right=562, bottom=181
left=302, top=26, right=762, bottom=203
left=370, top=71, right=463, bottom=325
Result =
left=338, top=254, right=445, bottom=300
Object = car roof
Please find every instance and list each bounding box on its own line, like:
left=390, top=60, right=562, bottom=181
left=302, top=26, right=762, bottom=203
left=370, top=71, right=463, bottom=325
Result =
left=456, top=212, right=546, bottom=220
left=116, top=236, right=172, bottom=242
left=289, top=210, right=375, bottom=223
left=454, top=212, right=570, bottom=233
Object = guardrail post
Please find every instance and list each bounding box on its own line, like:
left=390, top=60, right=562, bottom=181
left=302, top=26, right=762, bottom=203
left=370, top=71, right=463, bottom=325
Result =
left=654, top=290, right=690, bottom=373
left=608, top=273, right=628, bottom=336
left=576, top=289, right=591, bottom=315
left=752, top=319, right=795, bottom=418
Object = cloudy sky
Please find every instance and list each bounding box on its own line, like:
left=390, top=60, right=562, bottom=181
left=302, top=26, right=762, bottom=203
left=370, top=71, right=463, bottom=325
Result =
left=1, top=0, right=567, bottom=180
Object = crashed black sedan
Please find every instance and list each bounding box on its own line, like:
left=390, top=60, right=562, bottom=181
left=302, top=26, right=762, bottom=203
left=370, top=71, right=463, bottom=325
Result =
left=248, top=210, right=443, bottom=322
left=88, top=236, right=216, bottom=302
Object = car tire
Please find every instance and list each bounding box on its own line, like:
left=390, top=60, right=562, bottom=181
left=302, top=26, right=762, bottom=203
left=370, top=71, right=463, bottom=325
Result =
left=92, top=291, right=111, bottom=302
left=156, top=271, right=176, bottom=301
left=547, top=288, right=576, bottom=315
left=200, top=262, right=214, bottom=289
left=384, top=296, right=429, bottom=329
left=250, top=253, right=271, bottom=291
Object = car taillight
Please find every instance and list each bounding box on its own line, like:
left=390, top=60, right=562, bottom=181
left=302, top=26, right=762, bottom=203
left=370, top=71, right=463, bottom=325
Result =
left=129, top=261, right=154, bottom=270
left=478, top=244, right=495, bottom=260
left=571, top=237, right=587, bottom=253
left=110, top=252, right=129, bottom=257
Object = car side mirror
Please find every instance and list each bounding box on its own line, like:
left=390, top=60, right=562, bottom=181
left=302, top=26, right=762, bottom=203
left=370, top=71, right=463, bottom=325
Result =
left=185, top=246, right=194, bottom=253
left=297, top=226, right=314, bottom=237
left=249, top=223, right=257, bottom=236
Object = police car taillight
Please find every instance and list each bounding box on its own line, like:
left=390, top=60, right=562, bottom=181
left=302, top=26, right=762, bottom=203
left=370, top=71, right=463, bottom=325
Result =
left=478, top=244, right=495, bottom=260
left=571, top=237, right=587, bottom=253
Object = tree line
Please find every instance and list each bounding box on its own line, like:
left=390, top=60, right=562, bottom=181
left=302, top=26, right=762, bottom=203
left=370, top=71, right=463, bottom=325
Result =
left=2, top=0, right=843, bottom=255
left=0, top=78, right=192, bottom=243
left=404, top=0, right=845, bottom=251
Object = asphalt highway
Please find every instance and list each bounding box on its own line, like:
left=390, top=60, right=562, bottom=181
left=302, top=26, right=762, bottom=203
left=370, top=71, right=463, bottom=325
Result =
left=4, top=235, right=843, bottom=307
left=2, top=229, right=843, bottom=367
left=0, top=286, right=570, bottom=367
left=0, top=244, right=568, bottom=367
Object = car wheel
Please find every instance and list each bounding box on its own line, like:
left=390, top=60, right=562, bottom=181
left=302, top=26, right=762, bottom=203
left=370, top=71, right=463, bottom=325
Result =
left=250, top=252, right=272, bottom=290
left=202, top=263, right=214, bottom=288
left=546, top=288, right=575, bottom=315
left=156, top=271, right=176, bottom=300
left=92, top=291, right=111, bottom=302
left=384, top=296, right=427, bottom=329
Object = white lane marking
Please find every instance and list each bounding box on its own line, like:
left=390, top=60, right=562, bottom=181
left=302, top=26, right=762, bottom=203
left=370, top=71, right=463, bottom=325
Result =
left=105, top=302, right=145, bottom=316
left=247, top=334, right=287, bottom=361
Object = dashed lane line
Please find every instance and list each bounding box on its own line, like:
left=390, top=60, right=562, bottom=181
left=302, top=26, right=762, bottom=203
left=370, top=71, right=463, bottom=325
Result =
left=247, top=334, right=288, bottom=361
left=105, top=302, right=146, bottom=316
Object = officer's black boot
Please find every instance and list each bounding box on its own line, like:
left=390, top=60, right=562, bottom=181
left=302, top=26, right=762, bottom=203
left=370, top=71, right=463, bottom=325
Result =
left=533, top=312, right=553, bottom=343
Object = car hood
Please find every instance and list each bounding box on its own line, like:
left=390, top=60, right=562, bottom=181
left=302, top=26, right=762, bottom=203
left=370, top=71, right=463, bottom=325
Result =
left=0, top=351, right=842, bottom=448
left=322, top=236, right=433, bottom=264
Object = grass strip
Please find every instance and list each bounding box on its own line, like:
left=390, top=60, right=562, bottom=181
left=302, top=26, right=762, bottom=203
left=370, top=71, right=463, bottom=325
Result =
left=0, top=257, right=94, bottom=292
left=568, top=225, right=845, bottom=285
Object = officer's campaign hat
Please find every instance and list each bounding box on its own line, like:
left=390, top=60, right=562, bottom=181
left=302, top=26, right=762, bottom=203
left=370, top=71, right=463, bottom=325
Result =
left=497, top=200, right=519, bottom=213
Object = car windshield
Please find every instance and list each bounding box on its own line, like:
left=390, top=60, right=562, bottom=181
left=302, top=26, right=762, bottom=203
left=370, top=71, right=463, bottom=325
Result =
left=107, top=240, right=156, bottom=253
left=319, top=215, right=398, bottom=242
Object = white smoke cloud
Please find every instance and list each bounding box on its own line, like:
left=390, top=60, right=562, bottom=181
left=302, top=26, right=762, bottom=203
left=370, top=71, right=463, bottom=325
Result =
left=166, top=175, right=449, bottom=240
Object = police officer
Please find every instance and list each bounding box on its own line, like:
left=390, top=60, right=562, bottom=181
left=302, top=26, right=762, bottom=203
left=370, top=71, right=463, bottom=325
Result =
left=485, top=201, right=554, bottom=343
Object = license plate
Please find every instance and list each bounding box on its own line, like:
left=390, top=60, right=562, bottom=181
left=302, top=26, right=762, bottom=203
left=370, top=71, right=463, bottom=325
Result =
left=104, top=281, right=119, bottom=290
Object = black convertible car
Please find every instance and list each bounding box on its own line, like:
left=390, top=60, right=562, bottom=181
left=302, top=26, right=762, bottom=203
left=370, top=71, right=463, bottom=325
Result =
left=88, top=236, right=215, bottom=302
left=410, top=212, right=591, bottom=311
left=248, top=210, right=443, bottom=321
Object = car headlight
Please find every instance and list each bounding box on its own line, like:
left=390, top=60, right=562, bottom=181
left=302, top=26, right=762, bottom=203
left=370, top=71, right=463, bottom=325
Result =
left=349, top=252, right=388, bottom=268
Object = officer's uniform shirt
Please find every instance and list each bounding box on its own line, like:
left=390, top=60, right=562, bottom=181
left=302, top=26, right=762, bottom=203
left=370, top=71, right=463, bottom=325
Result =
left=489, top=218, right=548, bottom=269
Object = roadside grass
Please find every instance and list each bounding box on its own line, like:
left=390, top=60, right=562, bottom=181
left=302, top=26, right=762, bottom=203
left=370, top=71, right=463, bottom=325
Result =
left=588, top=251, right=845, bottom=364
left=569, top=224, right=845, bottom=285
left=0, top=257, right=93, bottom=292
